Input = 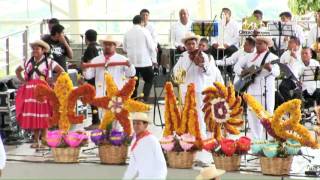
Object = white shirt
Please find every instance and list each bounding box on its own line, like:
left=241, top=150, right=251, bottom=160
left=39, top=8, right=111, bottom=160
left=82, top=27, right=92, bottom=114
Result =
left=123, top=134, right=167, bottom=180
left=234, top=50, right=280, bottom=96
left=280, top=49, right=304, bottom=79
left=300, top=59, right=320, bottom=94
left=215, top=49, right=254, bottom=66
left=123, top=25, right=157, bottom=67
left=307, top=25, right=320, bottom=48
left=86, top=53, right=136, bottom=97
left=205, top=60, right=224, bottom=88
left=0, top=137, right=6, bottom=170
left=145, top=23, right=158, bottom=44
left=173, top=51, right=212, bottom=93
left=212, top=19, right=240, bottom=47
left=170, top=21, right=192, bottom=47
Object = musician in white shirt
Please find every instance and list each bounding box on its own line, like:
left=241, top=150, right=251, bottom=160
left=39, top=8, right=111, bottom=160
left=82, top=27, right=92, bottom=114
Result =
left=216, top=37, right=256, bottom=83
left=173, top=32, right=213, bottom=138
left=83, top=36, right=136, bottom=121
left=300, top=47, right=320, bottom=105
left=307, top=10, right=320, bottom=57
left=211, top=8, right=240, bottom=60
left=274, top=12, right=305, bottom=55
left=123, top=15, right=157, bottom=102
left=170, top=8, right=192, bottom=53
left=234, top=37, right=280, bottom=140
left=279, top=36, right=304, bottom=102
left=199, top=38, right=224, bottom=88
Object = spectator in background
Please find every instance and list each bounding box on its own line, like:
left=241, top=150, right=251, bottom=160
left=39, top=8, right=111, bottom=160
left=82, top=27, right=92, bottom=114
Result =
left=123, top=15, right=157, bottom=102
left=81, top=29, right=103, bottom=130
left=42, top=24, right=73, bottom=71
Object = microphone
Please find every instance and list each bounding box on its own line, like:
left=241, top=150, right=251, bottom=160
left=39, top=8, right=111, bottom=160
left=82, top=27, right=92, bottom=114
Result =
left=80, top=34, right=84, bottom=38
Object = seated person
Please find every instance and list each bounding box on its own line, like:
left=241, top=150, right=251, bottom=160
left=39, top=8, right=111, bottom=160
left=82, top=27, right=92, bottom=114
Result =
left=279, top=36, right=304, bottom=102
left=300, top=47, right=320, bottom=106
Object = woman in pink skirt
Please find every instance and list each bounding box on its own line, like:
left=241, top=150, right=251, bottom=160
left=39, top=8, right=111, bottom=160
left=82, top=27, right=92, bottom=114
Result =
left=15, top=40, right=64, bottom=148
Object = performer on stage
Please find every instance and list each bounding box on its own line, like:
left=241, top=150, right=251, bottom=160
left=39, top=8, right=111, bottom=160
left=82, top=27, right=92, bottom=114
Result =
left=211, top=8, right=240, bottom=60
left=216, top=37, right=256, bottom=83
left=300, top=47, right=320, bottom=105
left=170, top=8, right=192, bottom=54
left=83, top=35, right=136, bottom=126
left=198, top=38, right=224, bottom=87
left=234, top=37, right=280, bottom=140
left=15, top=40, right=64, bottom=148
left=123, top=112, right=167, bottom=180
left=123, top=15, right=157, bottom=102
left=307, top=10, right=320, bottom=59
left=0, top=137, right=6, bottom=176
left=173, top=32, right=213, bottom=138
left=274, top=12, right=305, bottom=56
left=81, top=29, right=103, bottom=130
left=279, top=36, right=304, bottom=102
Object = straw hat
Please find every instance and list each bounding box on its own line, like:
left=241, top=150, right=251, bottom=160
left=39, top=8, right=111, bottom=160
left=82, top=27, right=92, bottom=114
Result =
left=256, top=36, right=274, bottom=47
left=99, top=35, right=121, bottom=47
left=130, top=112, right=151, bottom=124
left=181, top=32, right=201, bottom=44
left=29, top=40, right=50, bottom=53
left=195, top=166, right=226, bottom=180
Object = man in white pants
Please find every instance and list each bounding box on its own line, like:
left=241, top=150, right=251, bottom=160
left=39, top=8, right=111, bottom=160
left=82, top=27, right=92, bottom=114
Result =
left=234, top=36, right=280, bottom=140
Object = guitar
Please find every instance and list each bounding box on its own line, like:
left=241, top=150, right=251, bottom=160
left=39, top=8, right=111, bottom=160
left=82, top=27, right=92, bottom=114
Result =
left=234, top=59, right=279, bottom=93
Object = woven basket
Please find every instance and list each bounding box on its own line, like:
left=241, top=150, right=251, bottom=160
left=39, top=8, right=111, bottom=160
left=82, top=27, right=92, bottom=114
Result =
left=213, top=155, right=241, bottom=171
left=260, top=156, right=293, bottom=175
left=99, top=144, right=128, bottom=164
left=52, top=147, right=80, bottom=163
left=166, top=151, right=195, bottom=169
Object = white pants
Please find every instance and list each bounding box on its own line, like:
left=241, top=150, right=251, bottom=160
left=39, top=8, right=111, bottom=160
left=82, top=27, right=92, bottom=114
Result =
left=247, top=94, right=275, bottom=140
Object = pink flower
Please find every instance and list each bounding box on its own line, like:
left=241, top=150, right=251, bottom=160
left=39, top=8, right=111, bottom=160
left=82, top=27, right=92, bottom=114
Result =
left=179, top=134, right=195, bottom=151
left=46, top=130, right=63, bottom=148
left=160, top=135, right=175, bottom=151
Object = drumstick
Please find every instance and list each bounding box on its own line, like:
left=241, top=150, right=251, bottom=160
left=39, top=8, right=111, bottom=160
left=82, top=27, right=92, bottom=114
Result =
left=82, top=61, right=129, bottom=68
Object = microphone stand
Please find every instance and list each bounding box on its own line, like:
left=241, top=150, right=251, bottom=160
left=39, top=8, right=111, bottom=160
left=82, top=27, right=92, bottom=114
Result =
left=277, top=21, right=282, bottom=58
left=80, top=34, right=84, bottom=56
left=264, top=73, right=273, bottom=140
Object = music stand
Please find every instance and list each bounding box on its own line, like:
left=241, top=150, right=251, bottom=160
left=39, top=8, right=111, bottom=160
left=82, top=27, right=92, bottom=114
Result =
left=267, top=22, right=294, bottom=57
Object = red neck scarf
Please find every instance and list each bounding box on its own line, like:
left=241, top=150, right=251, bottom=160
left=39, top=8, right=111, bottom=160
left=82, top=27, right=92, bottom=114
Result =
left=130, top=130, right=151, bottom=151
left=104, top=52, right=115, bottom=63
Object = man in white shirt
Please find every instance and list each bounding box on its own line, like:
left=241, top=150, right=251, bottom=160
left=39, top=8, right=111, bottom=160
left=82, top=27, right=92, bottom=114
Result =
left=211, top=8, right=240, bottom=60
left=279, top=36, right=304, bottom=102
left=274, top=12, right=305, bottom=56
left=123, top=15, right=157, bottom=102
left=123, top=112, right=167, bottom=180
left=307, top=10, right=320, bottom=58
left=170, top=8, right=192, bottom=54
left=140, top=9, right=162, bottom=74
left=234, top=36, right=280, bottom=140
left=83, top=35, right=136, bottom=123
left=216, top=37, right=256, bottom=83
left=198, top=38, right=224, bottom=88
left=300, top=47, right=320, bottom=105
left=173, top=32, right=213, bottom=138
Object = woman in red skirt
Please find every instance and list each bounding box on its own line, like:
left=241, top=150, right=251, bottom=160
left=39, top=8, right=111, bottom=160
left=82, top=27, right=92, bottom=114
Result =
left=15, top=40, right=64, bottom=148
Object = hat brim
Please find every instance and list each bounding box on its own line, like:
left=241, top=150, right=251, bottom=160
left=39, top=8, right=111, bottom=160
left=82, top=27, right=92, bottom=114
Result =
left=29, top=41, right=50, bottom=53
left=256, top=37, right=273, bottom=47
left=196, top=169, right=226, bottom=180
left=99, top=39, right=121, bottom=47
left=181, top=35, right=200, bottom=45
left=132, top=119, right=151, bottom=124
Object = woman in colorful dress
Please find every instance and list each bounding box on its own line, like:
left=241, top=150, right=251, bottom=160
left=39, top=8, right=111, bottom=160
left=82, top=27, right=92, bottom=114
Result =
left=15, top=40, right=64, bottom=148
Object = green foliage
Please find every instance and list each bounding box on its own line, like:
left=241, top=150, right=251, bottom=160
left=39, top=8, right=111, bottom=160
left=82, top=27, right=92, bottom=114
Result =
left=288, top=0, right=320, bottom=15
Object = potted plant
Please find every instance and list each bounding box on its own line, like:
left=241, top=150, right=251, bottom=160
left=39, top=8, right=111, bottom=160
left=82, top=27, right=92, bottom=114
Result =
left=203, top=136, right=251, bottom=171
left=161, top=82, right=203, bottom=169
left=244, top=93, right=319, bottom=175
